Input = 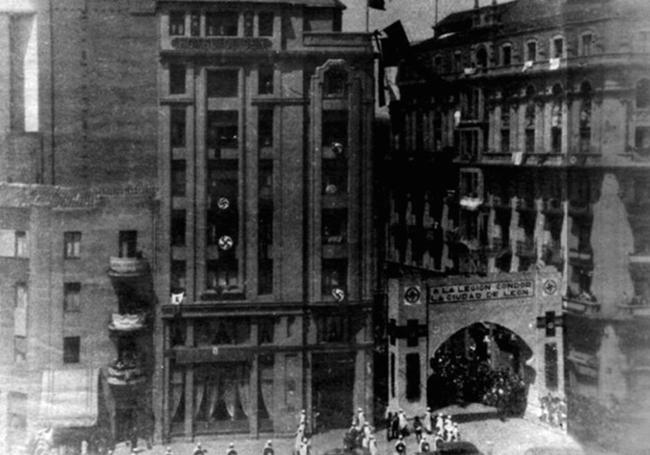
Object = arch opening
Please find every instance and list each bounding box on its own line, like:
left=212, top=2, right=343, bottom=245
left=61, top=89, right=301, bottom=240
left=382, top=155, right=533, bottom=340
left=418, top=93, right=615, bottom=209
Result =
left=427, top=322, right=534, bottom=418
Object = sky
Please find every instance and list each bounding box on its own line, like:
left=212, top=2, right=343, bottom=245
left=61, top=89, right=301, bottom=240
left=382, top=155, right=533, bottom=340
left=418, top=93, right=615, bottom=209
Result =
left=342, top=0, right=516, bottom=43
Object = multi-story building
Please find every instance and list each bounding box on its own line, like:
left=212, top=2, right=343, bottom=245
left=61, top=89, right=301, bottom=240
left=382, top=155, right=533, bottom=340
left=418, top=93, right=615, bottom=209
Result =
left=381, top=0, right=650, bottom=451
left=154, top=0, right=376, bottom=441
left=0, top=183, right=157, bottom=455
left=0, top=0, right=158, bottom=186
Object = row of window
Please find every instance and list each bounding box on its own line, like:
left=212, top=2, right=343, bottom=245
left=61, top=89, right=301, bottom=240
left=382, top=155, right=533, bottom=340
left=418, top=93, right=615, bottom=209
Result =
left=169, top=10, right=274, bottom=38
left=168, top=66, right=274, bottom=97
left=63, top=230, right=139, bottom=259
left=14, top=334, right=80, bottom=364
left=434, top=33, right=594, bottom=72
left=0, top=229, right=28, bottom=258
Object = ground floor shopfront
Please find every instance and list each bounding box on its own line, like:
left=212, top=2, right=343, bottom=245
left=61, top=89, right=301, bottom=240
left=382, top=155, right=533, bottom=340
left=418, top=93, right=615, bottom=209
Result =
left=159, top=306, right=374, bottom=440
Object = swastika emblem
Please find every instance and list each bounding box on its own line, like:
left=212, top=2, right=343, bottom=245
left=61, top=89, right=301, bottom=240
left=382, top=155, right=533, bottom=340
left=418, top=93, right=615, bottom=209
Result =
left=404, top=286, right=421, bottom=304
left=543, top=279, right=558, bottom=295
left=332, top=288, right=346, bottom=302
left=217, top=197, right=230, bottom=210
left=218, top=235, right=234, bottom=251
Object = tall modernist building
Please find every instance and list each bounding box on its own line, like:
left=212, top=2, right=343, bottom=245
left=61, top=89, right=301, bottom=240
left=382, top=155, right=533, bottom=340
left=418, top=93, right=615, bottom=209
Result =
left=154, top=0, right=375, bottom=441
left=2, top=0, right=376, bottom=451
left=381, top=0, right=650, bottom=452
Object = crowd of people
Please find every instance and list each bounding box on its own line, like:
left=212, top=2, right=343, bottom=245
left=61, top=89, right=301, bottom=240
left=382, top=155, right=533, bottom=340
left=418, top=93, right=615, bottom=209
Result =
left=387, top=408, right=460, bottom=454
left=341, top=408, right=379, bottom=455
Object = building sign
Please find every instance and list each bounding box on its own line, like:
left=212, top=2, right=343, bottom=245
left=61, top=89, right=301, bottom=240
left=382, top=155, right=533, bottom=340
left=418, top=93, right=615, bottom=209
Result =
left=428, top=279, right=534, bottom=304
left=171, top=38, right=272, bottom=52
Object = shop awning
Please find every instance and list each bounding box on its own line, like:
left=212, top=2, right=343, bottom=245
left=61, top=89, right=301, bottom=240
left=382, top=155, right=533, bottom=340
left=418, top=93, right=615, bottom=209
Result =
left=39, top=368, right=100, bottom=428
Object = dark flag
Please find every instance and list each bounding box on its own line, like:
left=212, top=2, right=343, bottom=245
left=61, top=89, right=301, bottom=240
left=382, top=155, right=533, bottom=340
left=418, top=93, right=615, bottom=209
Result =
left=378, top=21, right=410, bottom=66
left=368, top=0, right=385, bottom=11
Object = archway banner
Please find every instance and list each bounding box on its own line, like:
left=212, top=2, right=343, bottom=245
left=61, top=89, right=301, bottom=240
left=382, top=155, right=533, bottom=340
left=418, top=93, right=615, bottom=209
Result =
left=428, top=279, right=534, bottom=304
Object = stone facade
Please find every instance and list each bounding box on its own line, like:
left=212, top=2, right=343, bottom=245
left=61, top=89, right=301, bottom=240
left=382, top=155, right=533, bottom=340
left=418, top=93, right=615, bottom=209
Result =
left=381, top=0, right=650, bottom=448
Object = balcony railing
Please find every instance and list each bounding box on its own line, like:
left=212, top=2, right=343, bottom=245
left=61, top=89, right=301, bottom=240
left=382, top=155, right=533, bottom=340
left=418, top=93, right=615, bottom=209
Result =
left=108, top=256, right=148, bottom=276
left=516, top=240, right=536, bottom=257
left=107, top=358, right=146, bottom=386
left=302, top=32, right=372, bottom=50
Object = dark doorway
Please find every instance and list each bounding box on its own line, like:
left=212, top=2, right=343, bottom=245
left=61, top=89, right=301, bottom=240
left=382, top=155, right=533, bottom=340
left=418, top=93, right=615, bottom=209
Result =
left=312, top=352, right=355, bottom=431
left=428, top=322, right=533, bottom=417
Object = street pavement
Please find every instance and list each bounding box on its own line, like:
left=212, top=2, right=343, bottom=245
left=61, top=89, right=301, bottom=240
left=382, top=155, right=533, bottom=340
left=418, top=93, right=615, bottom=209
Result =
left=111, top=413, right=616, bottom=455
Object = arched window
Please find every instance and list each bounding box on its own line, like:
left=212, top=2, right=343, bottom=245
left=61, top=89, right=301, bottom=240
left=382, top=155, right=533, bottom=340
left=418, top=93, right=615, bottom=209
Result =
left=580, top=32, right=594, bottom=56
left=526, top=40, right=538, bottom=62
left=579, top=82, right=592, bottom=153
left=636, top=78, right=650, bottom=109
left=501, top=43, right=512, bottom=66
left=551, top=84, right=564, bottom=153
left=525, top=85, right=536, bottom=153
left=501, top=88, right=513, bottom=152
left=324, top=66, right=348, bottom=98
left=476, top=47, right=488, bottom=69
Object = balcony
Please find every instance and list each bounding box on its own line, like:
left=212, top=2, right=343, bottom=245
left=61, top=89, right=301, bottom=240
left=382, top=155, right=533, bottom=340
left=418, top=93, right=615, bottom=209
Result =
left=108, top=313, right=147, bottom=333
left=618, top=295, right=650, bottom=317
left=107, top=358, right=146, bottom=386
left=108, top=256, right=148, bottom=277
left=569, top=248, right=593, bottom=266
left=629, top=252, right=650, bottom=272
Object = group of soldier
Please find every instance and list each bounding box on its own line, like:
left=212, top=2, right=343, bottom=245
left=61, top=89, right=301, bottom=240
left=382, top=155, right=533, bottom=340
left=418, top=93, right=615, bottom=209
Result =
left=155, top=439, right=274, bottom=455
left=387, top=408, right=461, bottom=454
left=342, top=408, right=379, bottom=455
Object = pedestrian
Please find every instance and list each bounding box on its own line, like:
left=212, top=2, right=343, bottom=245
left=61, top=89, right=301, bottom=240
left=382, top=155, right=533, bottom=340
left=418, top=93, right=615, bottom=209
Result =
left=263, top=440, right=274, bottom=455
left=368, top=435, right=378, bottom=455
left=390, top=412, right=398, bottom=440
left=226, top=442, right=237, bottom=455
left=164, top=447, right=173, bottom=455
left=423, top=407, right=433, bottom=434
left=386, top=412, right=393, bottom=441
left=419, top=435, right=431, bottom=454
left=394, top=436, right=406, bottom=455
left=193, top=442, right=207, bottom=455
left=398, top=409, right=409, bottom=438
left=413, top=416, right=422, bottom=443
left=356, top=407, right=366, bottom=430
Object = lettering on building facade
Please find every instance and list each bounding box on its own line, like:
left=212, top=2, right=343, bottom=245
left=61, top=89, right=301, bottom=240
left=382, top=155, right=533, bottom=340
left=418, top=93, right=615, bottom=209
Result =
left=427, top=280, right=535, bottom=304
left=171, top=37, right=272, bottom=51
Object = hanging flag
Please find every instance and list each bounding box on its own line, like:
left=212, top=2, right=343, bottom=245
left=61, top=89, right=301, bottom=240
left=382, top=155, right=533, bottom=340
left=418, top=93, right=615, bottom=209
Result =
left=377, top=21, right=410, bottom=66
left=368, top=0, right=385, bottom=11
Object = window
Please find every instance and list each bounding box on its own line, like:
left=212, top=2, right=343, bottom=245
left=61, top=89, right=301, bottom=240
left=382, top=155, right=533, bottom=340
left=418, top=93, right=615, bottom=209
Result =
left=525, top=85, right=536, bottom=153
left=169, top=11, right=185, bottom=36
left=635, top=126, right=650, bottom=157
left=476, top=47, right=488, bottom=68
left=258, top=160, right=273, bottom=295
left=170, top=108, right=186, bottom=148
left=207, top=70, right=239, bottom=98
left=501, top=90, right=511, bottom=153
left=171, top=210, right=186, bottom=246
left=63, top=282, right=81, bottom=312
left=551, top=84, right=563, bottom=153
left=322, top=209, right=347, bottom=244
left=581, top=33, right=593, bottom=56
left=206, top=11, right=238, bottom=36
left=244, top=12, right=254, bottom=37
left=190, top=12, right=200, bottom=36
left=501, top=44, right=512, bottom=66
left=171, top=160, right=186, bottom=197
left=258, top=66, right=274, bottom=95
left=259, top=12, right=274, bottom=37
left=207, top=111, right=239, bottom=152
left=526, top=40, right=537, bottom=62
left=579, top=82, right=592, bottom=153
left=434, top=54, right=443, bottom=71
left=316, top=314, right=350, bottom=343
left=322, top=259, right=347, bottom=298
left=552, top=37, right=564, bottom=58
left=169, top=64, right=186, bottom=95
left=64, top=232, right=81, bottom=259
left=405, top=353, right=421, bottom=401
left=545, top=343, right=558, bottom=390
left=454, top=52, right=462, bottom=72
left=636, top=79, right=650, bottom=109
left=324, top=67, right=347, bottom=98
left=258, top=318, right=275, bottom=344
left=171, top=260, right=186, bottom=292
left=462, top=87, right=481, bottom=120
left=63, top=336, right=81, bottom=363
left=14, top=283, right=27, bottom=362
left=15, top=231, right=27, bottom=257
left=119, top=230, right=137, bottom=258
left=195, top=318, right=250, bottom=345
left=258, top=109, right=274, bottom=148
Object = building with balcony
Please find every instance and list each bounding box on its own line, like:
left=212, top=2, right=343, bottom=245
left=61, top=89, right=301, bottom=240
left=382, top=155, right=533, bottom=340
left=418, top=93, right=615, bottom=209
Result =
left=0, top=183, right=156, bottom=455
left=381, top=0, right=650, bottom=452
left=154, top=0, right=375, bottom=441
